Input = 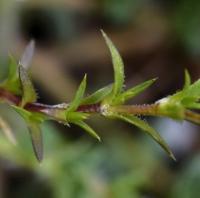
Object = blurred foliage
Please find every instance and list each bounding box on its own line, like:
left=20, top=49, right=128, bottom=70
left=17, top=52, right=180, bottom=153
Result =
left=1, top=0, right=200, bottom=197
left=173, top=0, right=200, bottom=55
left=170, top=155, right=200, bottom=198
left=0, top=106, right=159, bottom=198
left=99, top=0, right=142, bottom=25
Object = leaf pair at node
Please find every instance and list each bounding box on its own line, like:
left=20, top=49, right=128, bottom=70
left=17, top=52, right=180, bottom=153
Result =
left=158, top=70, right=200, bottom=121
left=65, top=74, right=101, bottom=142
left=0, top=41, right=44, bottom=162
left=100, top=30, right=175, bottom=160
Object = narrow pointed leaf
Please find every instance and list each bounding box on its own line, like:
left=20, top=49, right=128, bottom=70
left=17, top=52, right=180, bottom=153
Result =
left=1, top=56, right=21, bottom=94
left=81, top=84, right=112, bottom=105
left=101, top=30, right=124, bottom=99
left=12, top=105, right=47, bottom=123
left=185, top=102, right=200, bottom=109
left=19, top=65, right=37, bottom=107
left=67, top=112, right=89, bottom=122
left=171, top=79, right=200, bottom=106
left=67, top=74, right=87, bottom=112
left=7, top=56, right=18, bottom=81
left=73, top=120, right=101, bottom=141
left=12, top=105, right=32, bottom=121
left=19, top=40, right=35, bottom=69
left=183, top=69, right=191, bottom=90
left=0, top=116, right=17, bottom=145
left=185, top=79, right=200, bottom=99
left=114, top=114, right=175, bottom=160
left=114, top=78, right=157, bottom=105
left=27, top=122, right=43, bottom=162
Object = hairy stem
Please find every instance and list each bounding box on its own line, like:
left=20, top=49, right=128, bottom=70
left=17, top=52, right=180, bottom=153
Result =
left=2, top=88, right=200, bottom=125
left=0, top=88, right=100, bottom=116
left=185, top=110, right=200, bottom=125
left=110, top=104, right=159, bottom=116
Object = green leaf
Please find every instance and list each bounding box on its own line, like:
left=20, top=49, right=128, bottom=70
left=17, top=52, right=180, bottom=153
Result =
left=66, top=112, right=89, bottom=122
left=11, top=105, right=47, bottom=123
left=184, top=79, right=200, bottom=100
left=12, top=105, right=32, bottom=121
left=19, top=66, right=37, bottom=107
left=185, top=102, right=200, bottom=109
left=11, top=105, right=44, bottom=162
left=27, top=122, right=43, bottom=162
left=72, top=120, right=101, bottom=141
left=81, top=84, right=112, bottom=105
left=0, top=56, right=21, bottom=95
left=113, top=78, right=157, bottom=105
left=113, top=114, right=175, bottom=160
left=101, top=30, right=125, bottom=100
left=170, top=79, right=200, bottom=108
left=183, top=69, right=191, bottom=90
left=66, top=74, right=87, bottom=113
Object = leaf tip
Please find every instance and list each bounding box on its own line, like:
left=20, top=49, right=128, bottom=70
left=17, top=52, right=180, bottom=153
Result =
left=97, top=135, right=101, bottom=142
left=100, top=29, right=105, bottom=36
left=100, top=29, right=110, bottom=44
left=183, top=69, right=191, bottom=89
left=152, top=77, right=158, bottom=82
left=169, top=152, right=176, bottom=162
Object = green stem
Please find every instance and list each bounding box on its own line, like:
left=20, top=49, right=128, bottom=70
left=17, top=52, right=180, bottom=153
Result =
left=110, top=104, right=159, bottom=116
left=111, top=104, right=200, bottom=126
left=185, top=110, right=200, bottom=125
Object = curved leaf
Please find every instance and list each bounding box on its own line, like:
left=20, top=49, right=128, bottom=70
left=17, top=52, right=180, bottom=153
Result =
left=114, top=78, right=157, bottom=105
left=81, top=84, right=112, bottom=105
left=66, top=74, right=87, bottom=112
left=27, top=122, right=43, bottom=162
left=72, top=120, right=101, bottom=141
left=101, top=30, right=125, bottom=99
left=113, top=114, right=175, bottom=160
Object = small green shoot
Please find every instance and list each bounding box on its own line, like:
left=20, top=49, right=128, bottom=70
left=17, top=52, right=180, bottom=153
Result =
left=2, top=31, right=200, bottom=162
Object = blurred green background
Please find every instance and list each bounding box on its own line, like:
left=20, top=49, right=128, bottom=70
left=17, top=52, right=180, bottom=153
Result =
left=1, top=0, right=200, bottom=197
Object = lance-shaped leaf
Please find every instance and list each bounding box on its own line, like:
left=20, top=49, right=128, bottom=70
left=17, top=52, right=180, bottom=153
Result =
left=113, top=78, right=157, bottom=105
left=19, top=40, right=35, bottom=69
left=12, top=105, right=32, bottom=121
left=27, top=122, right=43, bottom=162
left=164, top=79, right=200, bottom=111
left=11, top=105, right=45, bottom=162
left=101, top=30, right=125, bottom=100
left=66, top=74, right=87, bottom=113
left=183, top=69, right=191, bottom=90
left=0, top=115, right=17, bottom=145
left=113, top=114, right=175, bottom=160
left=19, top=65, right=37, bottom=107
left=81, top=84, right=112, bottom=105
left=0, top=56, right=21, bottom=95
left=67, top=112, right=89, bottom=122
left=13, top=106, right=47, bottom=124
left=72, top=120, right=101, bottom=141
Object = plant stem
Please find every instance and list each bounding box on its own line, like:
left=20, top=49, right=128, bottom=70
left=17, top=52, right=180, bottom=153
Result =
left=2, top=87, right=200, bottom=125
left=185, top=110, right=200, bottom=125
left=0, top=88, right=101, bottom=116
left=110, top=104, right=159, bottom=116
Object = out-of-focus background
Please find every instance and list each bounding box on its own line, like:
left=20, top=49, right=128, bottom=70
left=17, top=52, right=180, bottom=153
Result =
left=1, top=0, right=200, bottom=197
